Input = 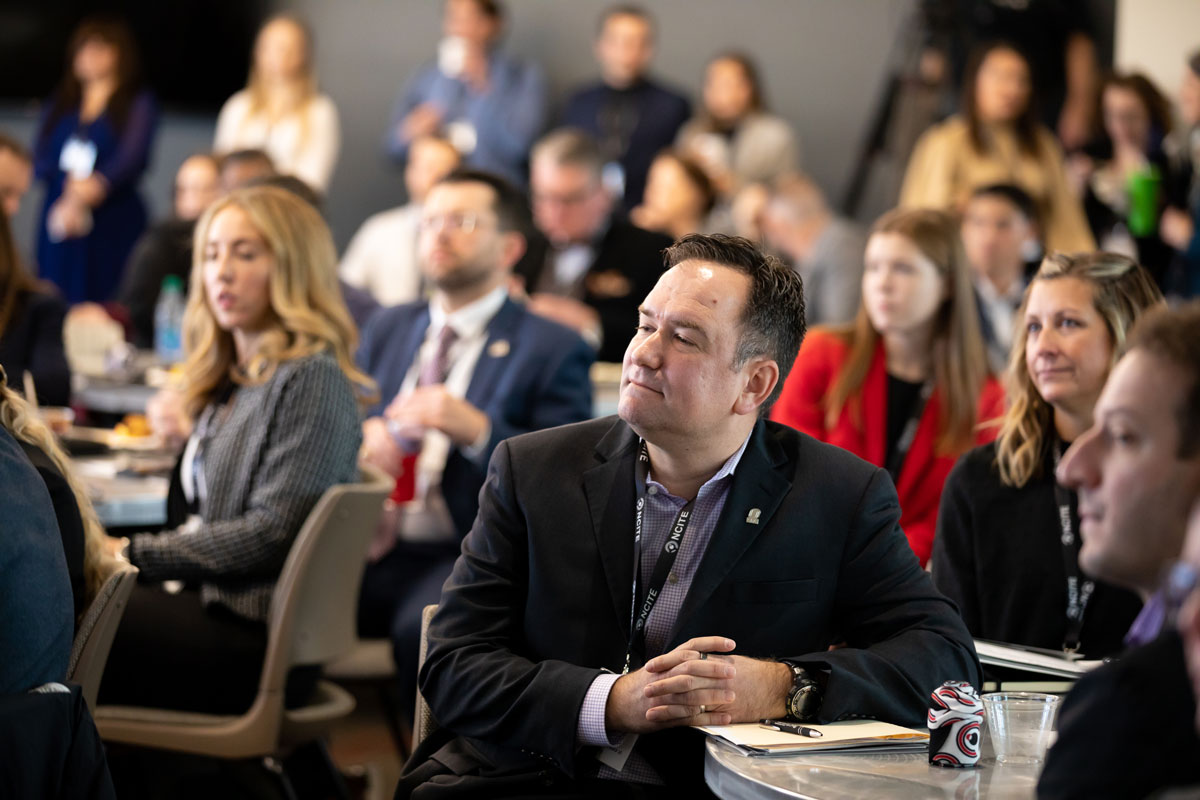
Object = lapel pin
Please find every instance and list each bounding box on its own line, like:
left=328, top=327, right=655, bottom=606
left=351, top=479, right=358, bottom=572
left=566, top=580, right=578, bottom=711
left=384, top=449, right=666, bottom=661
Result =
left=487, top=339, right=510, bottom=358
left=746, top=508, right=761, bottom=525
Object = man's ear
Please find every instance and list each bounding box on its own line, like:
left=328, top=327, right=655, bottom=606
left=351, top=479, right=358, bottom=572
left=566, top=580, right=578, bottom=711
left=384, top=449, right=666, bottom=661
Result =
left=734, top=357, right=779, bottom=417
left=500, top=231, right=527, bottom=271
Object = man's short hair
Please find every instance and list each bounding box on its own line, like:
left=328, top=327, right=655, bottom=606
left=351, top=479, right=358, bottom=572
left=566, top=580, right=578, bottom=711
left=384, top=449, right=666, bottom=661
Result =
left=218, top=148, right=276, bottom=174
left=664, top=233, right=806, bottom=413
left=531, top=128, right=605, bottom=183
left=244, top=173, right=323, bottom=215
left=969, top=183, right=1039, bottom=227
left=460, top=0, right=504, bottom=22
left=598, top=4, right=654, bottom=37
left=1126, top=301, right=1200, bottom=457
left=435, top=167, right=531, bottom=233
left=0, top=132, right=30, bottom=163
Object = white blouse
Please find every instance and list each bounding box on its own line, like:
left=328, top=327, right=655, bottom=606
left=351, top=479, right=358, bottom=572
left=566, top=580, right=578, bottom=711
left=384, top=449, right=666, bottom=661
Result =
left=214, top=89, right=341, bottom=192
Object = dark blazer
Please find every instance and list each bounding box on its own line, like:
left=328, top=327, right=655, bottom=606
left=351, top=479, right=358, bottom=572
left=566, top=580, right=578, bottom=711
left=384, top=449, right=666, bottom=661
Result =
left=561, top=78, right=692, bottom=210
left=517, top=218, right=672, bottom=364
left=932, top=442, right=1143, bottom=659
left=0, top=290, right=70, bottom=408
left=358, top=297, right=594, bottom=537
left=19, top=440, right=86, bottom=624
left=416, top=416, right=981, bottom=786
left=1038, top=631, right=1200, bottom=799
left=115, top=217, right=193, bottom=348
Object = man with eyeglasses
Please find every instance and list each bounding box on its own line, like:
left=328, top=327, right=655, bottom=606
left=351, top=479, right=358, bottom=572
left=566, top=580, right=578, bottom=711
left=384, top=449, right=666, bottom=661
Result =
left=355, top=168, right=594, bottom=736
left=1038, top=302, right=1200, bottom=799
left=518, top=127, right=672, bottom=362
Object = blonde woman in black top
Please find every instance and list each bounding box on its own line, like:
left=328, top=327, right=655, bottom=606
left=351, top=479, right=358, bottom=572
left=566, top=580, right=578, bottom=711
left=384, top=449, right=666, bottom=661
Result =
left=932, top=252, right=1161, bottom=658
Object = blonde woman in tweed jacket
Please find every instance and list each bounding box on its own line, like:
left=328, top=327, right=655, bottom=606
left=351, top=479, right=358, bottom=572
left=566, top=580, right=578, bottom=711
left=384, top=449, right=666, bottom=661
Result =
left=99, top=186, right=374, bottom=714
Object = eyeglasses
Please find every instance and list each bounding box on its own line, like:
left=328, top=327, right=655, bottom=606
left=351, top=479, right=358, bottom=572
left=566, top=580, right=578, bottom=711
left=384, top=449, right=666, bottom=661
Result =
left=419, top=211, right=488, bottom=234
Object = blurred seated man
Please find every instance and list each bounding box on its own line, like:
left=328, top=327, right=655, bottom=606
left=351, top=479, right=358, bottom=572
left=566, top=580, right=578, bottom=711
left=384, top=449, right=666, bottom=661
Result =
left=114, top=153, right=222, bottom=347
left=518, top=128, right=672, bottom=362
left=399, top=234, right=980, bottom=798
left=0, top=132, right=33, bottom=219
left=761, top=174, right=865, bottom=326
left=217, top=148, right=275, bottom=194
left=561, top=5, right=691, bottom=211
left=340, top=135, right=460, bottom=306
left=357, top=168, right=593, bottom=731
left=1039, top=302, right=1200, bottom=799
left=960, top=183, right=1040, bottom=373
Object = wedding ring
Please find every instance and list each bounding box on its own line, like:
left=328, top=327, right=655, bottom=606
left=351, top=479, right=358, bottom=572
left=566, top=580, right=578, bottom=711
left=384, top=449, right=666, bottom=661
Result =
left=699, top=652, right=708, bottom=660
left=700, top=705, right=707, bottom=714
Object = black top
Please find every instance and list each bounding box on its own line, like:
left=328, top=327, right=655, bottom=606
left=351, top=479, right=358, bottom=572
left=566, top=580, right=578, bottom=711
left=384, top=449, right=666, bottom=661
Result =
left=115, top=218, right=194, bottom=349
left=0, top=289, right=71, bottom=407
left=19, top=439, right=86, bottom=625
left=1037, top=631, right=1200, bottom=799
left=931, top=440, right=1143, bottom=659
left=884, top=373, right=925, bottom=470
left=561, top=77, right=692, bottom=210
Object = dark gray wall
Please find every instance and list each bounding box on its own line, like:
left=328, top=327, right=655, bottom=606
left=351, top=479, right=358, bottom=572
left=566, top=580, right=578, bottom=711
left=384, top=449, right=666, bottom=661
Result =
left=3, top=0, right=915, bottom=257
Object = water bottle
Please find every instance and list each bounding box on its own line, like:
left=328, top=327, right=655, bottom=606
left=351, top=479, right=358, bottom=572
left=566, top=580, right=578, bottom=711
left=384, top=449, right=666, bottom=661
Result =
left=154, top=275, right=186, bottom=364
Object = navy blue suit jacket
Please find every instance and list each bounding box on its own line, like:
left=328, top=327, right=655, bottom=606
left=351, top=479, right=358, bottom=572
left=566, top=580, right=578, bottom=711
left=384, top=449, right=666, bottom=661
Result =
left=358, top=296, right=595, bottom=536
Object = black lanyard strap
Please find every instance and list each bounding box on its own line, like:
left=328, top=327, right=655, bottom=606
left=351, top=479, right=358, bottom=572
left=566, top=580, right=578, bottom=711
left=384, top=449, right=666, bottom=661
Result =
left=885, top=380, right=934, bottom=482
left=623, top=443, right=696, bottom=674
left=1052, top=442, right=1092, bottom=653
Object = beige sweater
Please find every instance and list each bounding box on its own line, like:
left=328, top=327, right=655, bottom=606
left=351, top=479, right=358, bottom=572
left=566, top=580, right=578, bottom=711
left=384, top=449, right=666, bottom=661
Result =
left=900, top=116, right=1094, bottom=253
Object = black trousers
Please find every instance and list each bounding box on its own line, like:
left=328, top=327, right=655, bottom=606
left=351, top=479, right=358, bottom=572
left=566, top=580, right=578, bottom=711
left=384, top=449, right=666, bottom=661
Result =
left=98, top=584, right=299, bottom=714
left=357, top=539, right=460, bottom=724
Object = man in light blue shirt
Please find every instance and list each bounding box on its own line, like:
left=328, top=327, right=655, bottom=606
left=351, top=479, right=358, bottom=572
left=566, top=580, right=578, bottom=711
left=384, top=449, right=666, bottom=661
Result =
left=384, top=0, right=546, bottom=186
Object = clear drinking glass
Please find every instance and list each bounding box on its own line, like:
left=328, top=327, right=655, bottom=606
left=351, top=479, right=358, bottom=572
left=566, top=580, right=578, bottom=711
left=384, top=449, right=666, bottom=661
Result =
left=982, top=692, right=1061, bottom=765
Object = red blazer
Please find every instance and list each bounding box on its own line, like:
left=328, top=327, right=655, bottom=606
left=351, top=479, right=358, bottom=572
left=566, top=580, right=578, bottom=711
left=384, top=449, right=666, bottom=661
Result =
left=771, top=329, right=1005, bottom=565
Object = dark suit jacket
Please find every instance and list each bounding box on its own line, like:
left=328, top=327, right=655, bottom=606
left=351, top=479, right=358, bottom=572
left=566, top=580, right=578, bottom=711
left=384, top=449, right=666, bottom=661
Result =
left=561, top=78, right=692, bottom=210
left=1038, top=631, right=1200, bottom=799
left=0, top=289, right=70, bottom=407
left=19, top=441, right=86, bottom=625
left=358, top=297, right=594, bottom=537
left=417, top=416, right=981, bottom=785
left=517, top=218, right=672, bottom=364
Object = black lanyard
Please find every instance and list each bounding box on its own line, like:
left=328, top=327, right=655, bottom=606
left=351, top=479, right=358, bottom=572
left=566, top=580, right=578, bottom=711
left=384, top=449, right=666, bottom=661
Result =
left=885, top=380, right=934, bottom=482
left=622, top=443, right=696, bottom=675
left=1052, top=442, right=1093, bottom=653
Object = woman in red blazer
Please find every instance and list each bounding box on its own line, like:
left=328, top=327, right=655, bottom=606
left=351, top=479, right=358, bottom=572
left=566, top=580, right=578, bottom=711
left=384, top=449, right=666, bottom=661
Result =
left=772, top=208, right=1005, bottom=565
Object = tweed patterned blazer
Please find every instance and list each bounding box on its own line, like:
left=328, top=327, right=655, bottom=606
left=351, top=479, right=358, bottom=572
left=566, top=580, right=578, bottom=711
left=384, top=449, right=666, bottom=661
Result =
left=128, top=352, right=362, bottom=622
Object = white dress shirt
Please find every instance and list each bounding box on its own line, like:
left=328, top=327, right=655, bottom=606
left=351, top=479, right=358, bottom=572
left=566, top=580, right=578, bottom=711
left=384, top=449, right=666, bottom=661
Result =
left=394, top=285, right=507, bottom=543
left=339, top=203, right=424, bottom=306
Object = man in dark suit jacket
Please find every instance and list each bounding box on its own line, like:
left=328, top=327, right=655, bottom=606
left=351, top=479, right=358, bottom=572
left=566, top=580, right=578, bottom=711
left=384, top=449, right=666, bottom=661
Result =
left=357, top=169, right=593, bottom=725
left=399, top=234, right=980, bottom=798
left=518, top=128, right=672, bottom=364
left=1040, top=304, right=1200, bottom=798
left=561, top=6, right=690, bottom=211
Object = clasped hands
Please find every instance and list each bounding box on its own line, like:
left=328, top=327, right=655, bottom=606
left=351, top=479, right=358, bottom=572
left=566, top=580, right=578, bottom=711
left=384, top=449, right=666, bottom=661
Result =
left=361, top=386, right=489, bottom=476
left=604, top=636, right=792, bottom=735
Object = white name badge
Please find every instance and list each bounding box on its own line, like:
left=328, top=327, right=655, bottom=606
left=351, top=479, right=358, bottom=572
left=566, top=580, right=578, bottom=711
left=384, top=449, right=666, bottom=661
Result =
left=596, top=732, right=638, bottom=772
left=445, top=120, right=477, bottom=156
left=59, top=136, right=97, bottom=179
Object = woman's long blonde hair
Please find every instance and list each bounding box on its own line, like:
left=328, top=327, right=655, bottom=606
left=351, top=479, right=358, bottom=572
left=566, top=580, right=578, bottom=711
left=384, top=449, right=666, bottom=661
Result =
left=181, top=185, right=375, bottom=417
left=994, top=252, right=1164, bottom=487
left=0, top=373, right=109, bottom=608
left=824, top=208, right=991, bottom=454
left=242, top=14, right=318, bottom=146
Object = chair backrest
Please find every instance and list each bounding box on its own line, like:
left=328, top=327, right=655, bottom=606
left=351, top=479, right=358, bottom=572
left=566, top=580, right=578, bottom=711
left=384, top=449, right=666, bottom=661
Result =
left=413, top=603, right=439, bottom=748
left=258, top=465, right=392, bottom=696
left=67, top=559, right=138, bottom=709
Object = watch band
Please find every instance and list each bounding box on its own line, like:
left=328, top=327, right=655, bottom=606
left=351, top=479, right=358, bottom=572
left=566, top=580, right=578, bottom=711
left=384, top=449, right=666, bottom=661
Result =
left=782, top=661, right=823, bottom=722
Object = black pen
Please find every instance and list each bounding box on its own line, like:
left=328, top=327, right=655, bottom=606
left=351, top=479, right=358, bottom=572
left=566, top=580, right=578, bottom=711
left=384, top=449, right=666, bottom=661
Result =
left=759, top=719, right=823, bottom=738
